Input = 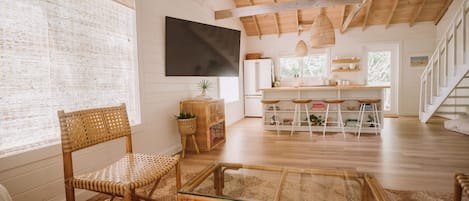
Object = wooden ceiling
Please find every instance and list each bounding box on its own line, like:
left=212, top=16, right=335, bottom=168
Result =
left=221, top=0, right=453, bottom=38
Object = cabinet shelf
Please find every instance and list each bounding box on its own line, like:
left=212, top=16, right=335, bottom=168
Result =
left=180, top=99, right=225, bottom=152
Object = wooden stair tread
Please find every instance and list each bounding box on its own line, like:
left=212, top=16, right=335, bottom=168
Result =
left=448, top=96, right=469, bottom=98
left=434, top=111, right=467, bottom=115
left=441, top=104, right=469, bottom=107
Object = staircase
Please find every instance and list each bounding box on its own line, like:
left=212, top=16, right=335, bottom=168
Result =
left=419, top=0, right=469, bottom=123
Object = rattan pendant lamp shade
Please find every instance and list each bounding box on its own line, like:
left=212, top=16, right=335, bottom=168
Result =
left=295, top=40, right=308, bottom=57
left=310, top=8, right=335, bottom=48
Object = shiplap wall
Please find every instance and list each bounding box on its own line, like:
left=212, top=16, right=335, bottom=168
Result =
left=0, top=0, right=246, bottom=200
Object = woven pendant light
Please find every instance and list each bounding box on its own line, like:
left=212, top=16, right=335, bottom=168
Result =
left=295, top=40, right=308, bottom=57
left=310, top=8, right=335, bottom=48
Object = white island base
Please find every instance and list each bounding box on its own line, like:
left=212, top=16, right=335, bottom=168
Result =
left=260, top=85, right=390, bottom=134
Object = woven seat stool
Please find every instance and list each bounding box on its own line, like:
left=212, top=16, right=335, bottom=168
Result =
left=58, top=104, right=181, bottom=201
left=322, top=99, right=346, bottom=138
left=356, top=99, right=381, bottom=139
left=455, top=173, right=469, bottom=201
left=290, top=99, right=313, bottom=136
left=262, top=99, right=281, bottom=135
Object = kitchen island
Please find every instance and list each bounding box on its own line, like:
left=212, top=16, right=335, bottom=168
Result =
left=259, top=85, right=390, bottom=134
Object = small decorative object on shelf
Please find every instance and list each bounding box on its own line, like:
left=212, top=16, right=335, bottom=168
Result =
left=195, top=80, right=212, bottom=100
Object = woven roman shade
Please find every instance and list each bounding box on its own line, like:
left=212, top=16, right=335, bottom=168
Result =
left=310, top=8, right=335, bottom=48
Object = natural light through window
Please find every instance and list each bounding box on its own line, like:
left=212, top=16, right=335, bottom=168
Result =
left=219, top=77, right=239, bottom=103
left=368, top=51, right=391, bottom=111
left=0, top=0, right=139, bottom=156
left=279, top=54, right=326, bottom=79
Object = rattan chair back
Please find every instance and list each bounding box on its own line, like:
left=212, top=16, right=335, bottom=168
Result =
left=58, top=103, right=132, bottom=153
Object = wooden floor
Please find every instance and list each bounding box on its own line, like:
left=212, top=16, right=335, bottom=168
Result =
left=179, top=117, right=469, bottom=193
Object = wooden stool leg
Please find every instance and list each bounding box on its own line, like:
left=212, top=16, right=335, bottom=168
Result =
left=291, top=104, right=298, bottom=136
left=191, top=134, right=200, bottom=154
left=273, top=104, right=280, bottom=136
left=304, top=104, right=313, bottom=136
left=323, top=104, right=330, bottom=137
left=181, top=135, right=187, bottom=158
left=454, top=173, right=463, bottom=201
left=357, top=104, right=366, bottom=139
left=337, top=104, right=345, bottom=138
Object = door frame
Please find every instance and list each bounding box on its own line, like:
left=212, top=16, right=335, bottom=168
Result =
left=363, top=42, right=400, bottom=116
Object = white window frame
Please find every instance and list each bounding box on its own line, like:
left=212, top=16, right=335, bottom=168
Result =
left=277, top=48, right=330, bottom=86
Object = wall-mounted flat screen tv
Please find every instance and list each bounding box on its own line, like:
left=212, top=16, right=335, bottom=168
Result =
left=165, top=16, right=241, bottom=77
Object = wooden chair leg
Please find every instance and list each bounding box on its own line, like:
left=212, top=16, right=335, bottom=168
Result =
left=64, top=185, right=75, bottom=201
left=176, top=161, right=181, bottom=190
left=454, top=173, right=463, bottom=201
left=181, top=136, right=187, bottom=158
left=123, top=190, right=132, bottom=201
left=191, top=134, right=200, bottom=154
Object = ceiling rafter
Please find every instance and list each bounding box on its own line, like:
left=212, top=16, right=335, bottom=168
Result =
left=215, top=0, right=362, bottom=20
left=385, top=0, right=399, bottom=29
left=272, top=0, right=280, bottom=37
left=341, top=1, right=367, bottom=33
left=340, top=5, right=347, bottom=29
left=248, top=0, right=262, bottom=39
left=409, top=0, right=427, bottom=27
left=296, top=10, right=301, bottom=36
left=434, top=0, right=454, bottom=25
left=362, top=0, right=373, bottom=31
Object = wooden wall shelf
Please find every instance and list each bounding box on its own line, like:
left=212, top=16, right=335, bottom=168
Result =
left=180, top=99, right=225, bottom=152
left=332, top=58, right=360, bottom=64
left=332, top=68, right=361, bottom=72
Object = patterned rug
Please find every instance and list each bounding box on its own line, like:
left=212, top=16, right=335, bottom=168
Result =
left=88, top=170, right=467, bottom=201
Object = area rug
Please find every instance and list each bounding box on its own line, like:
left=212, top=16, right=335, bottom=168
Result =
left=88, top=170, right=467, bottom=201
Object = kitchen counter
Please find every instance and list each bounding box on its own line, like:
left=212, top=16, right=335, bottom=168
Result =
left=260, top=84, right=388, bottom=134
left=259, top=85, right=390, bottom=91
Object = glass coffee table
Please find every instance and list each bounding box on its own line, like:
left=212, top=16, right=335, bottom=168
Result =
left=178, top=162, right=389, bottom=201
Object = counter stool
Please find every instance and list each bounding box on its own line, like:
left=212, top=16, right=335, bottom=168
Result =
left=290, top=99, right=313, bottom=136
left=322, top=99, right=346, bottom=138
left=356, top=99, right=381, bottom=139
left=262, top=99, right=281, bottom=135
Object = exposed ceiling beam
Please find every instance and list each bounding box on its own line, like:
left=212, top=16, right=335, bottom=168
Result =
left=340, top=5, right=347, bottom=29
left=409, top=0, right=426, bottom=27
left=434, top=0, right=454, bottom=25
left=296, top=10, right=301, bottom=36
left=247, top=0, right=262, bottom=39
left=215, top=0, right=363, bottom=20
left=112, top=0, right=134, bottom=9
left=341, top=1, right=367, bottom=33
left=362, top=0, right=373, bottom=31
left=385, top=0, right=399, bottom=29
left=272, top=0, right=280, bottom=37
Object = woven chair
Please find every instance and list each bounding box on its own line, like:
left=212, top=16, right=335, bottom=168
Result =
left=455, top=173, right=469, bottom=201
left=58, top=104, right=181, bottom=201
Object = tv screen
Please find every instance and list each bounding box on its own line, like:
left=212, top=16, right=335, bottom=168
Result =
left=165, top=16, right=241, bottom=77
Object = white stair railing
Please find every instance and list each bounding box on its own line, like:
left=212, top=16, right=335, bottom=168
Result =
left=419, top=0, right=469, bottom=123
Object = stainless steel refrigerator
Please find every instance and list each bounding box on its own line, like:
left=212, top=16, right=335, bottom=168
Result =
left=244, top=59, right=273, bottom=117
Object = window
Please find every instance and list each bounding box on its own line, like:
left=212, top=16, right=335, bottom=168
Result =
left=278, top=54, right=327, bottom=79
left=219, top=77, right=239, bottom=103
left=367, top=51, right=392, bottom=111
left=0, top=0, right=139, bottom=156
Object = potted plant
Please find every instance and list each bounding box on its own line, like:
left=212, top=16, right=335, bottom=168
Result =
left=176, top=112, right=197, bottom=135
left=198, top=80, right=211, bottom=96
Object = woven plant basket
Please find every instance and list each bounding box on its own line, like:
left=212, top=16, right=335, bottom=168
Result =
left=177, top=118, right=197, bottom=135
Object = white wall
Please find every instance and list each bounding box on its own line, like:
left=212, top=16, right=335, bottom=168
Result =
left=246, top=23, right=436, bottom=116
left=0, top=0, right=246, bottom=201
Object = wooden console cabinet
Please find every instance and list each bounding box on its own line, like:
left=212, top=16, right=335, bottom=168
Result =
left=180, top=99, right=225, bottom=151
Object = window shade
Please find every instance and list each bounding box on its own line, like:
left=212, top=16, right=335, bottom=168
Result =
left=0, top=0, right=139, bottom=157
